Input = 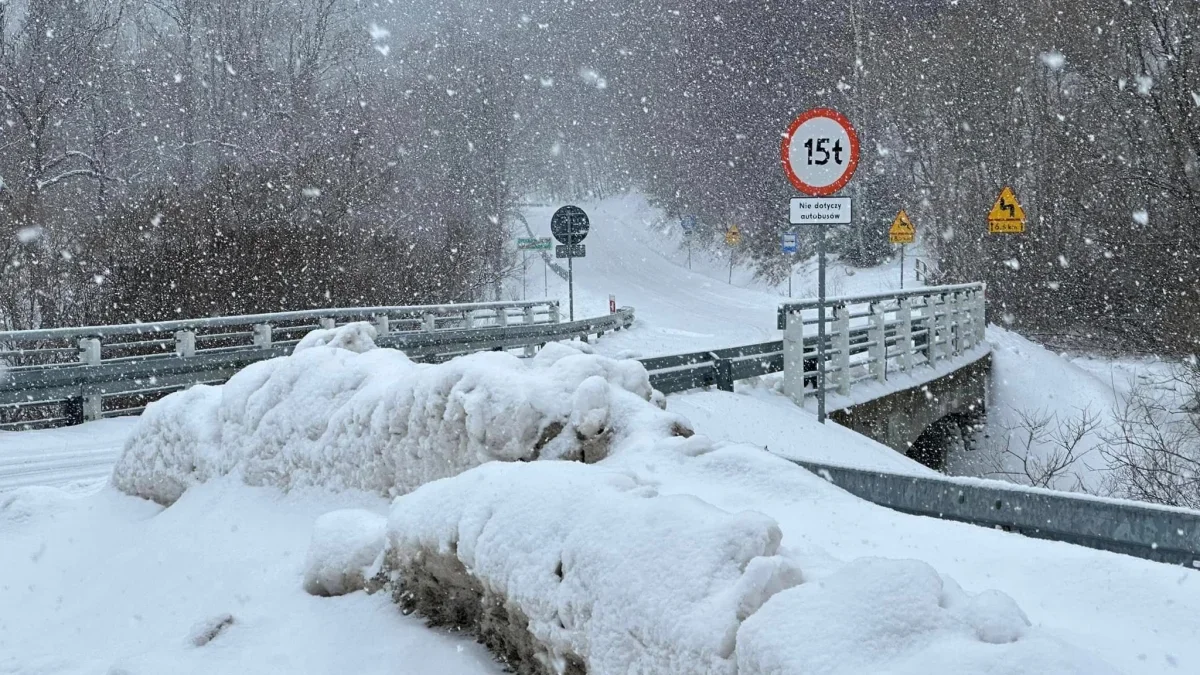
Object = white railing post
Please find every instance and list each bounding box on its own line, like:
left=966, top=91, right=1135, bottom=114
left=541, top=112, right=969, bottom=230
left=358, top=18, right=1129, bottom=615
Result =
left=253, top=323, right=273, bottom=348
left=174, top=330, right=196, bottom=358
left=465, top=310, right=476, bottom=329
left=834, top=304, right=851, bottom=396
left=868, top=302, right=886, bottom=383
left=929, top=294, right=945, bottom=364
left=976, top=290, right=987, bottom=344
left=549, top=302, right=561, bottom=324
left=373, top=314, right=390, bottom=337
left=897, top=298, right=913, bottom=372
left=496, top=308, right=508, bottom=327
left=782, top=310, right=809, bottom=404
left=78, top=338, right=102, bottom=422
left=319, top=317, right=336, bottom=330
left=423, top=312, right=436, bottom=332
left=947, top=292, right=961, bottom=356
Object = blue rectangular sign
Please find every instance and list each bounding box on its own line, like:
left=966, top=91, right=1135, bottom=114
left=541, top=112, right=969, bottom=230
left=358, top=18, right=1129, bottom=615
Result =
left=781, top=232, right=799, bottom=254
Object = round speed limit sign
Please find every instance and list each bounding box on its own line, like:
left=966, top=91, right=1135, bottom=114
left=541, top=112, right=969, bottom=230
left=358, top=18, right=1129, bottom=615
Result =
left=781, top=108, right=860, bottom=196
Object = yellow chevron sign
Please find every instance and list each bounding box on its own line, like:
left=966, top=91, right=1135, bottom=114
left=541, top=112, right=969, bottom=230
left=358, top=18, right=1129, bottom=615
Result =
left=889, top=210, right=915, bottom=244
left=988, top=187, right=1026, bottom=234
left=725, top=224, right=742, bottom=246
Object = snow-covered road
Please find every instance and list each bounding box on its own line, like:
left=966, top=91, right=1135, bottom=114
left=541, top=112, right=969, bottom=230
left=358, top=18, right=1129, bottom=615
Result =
left=0, top=418, right=136, bottom=492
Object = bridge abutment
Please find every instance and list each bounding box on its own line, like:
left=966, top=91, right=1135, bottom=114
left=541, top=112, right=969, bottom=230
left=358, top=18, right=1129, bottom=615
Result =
left=829, top=353, right=990, bottom=468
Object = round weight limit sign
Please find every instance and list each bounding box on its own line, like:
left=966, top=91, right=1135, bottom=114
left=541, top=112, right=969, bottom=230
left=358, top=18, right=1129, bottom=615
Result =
left=781, top=108, right=860, bottom=196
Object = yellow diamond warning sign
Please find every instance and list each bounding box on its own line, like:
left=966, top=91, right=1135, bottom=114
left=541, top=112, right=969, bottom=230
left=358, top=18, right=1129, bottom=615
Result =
left=889, top=210, right=915, bottom=245
left=725, top=224, right=742, bottom=246
left=988, top=187, right=1026, bottom=234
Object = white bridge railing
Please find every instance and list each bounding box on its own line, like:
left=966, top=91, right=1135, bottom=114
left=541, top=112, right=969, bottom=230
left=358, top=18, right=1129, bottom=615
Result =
left=778, top=284, right=987, bottom=403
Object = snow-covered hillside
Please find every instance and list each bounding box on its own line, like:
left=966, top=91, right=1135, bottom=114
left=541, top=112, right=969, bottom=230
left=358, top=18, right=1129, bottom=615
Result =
left=514, top=192, right=918, bottom=358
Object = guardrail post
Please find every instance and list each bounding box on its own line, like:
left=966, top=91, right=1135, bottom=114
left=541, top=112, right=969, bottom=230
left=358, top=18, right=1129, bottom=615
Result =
left=711, top=353, right=735, bottom=392
left=78, top=338, right=102, bottom=422
left=373, top=314, right=390, bottom=337
left=496, top=308, right=508, bottom=327
left=868, top=302, right=886, bottom=383
left=253, top=323, right=273, bottom=348
left=423, top=312, right=436, bottom=332
left=782, top=310, right=808, bottom=403
left=319, top=317, right=336, bottom=330
left=174, top=330, right=196, bottom=358
left=549, top=302, right=560, bottom=324
left=897, top=298, right=913, bottom=372
left=834, top=304, right=851, bottom=396
left=522, top=306, right=538, bottom=357
left=465, top=311, right=476, bottom=329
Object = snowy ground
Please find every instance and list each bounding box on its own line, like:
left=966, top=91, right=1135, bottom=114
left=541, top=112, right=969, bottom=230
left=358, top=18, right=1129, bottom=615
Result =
left=0, top=479, right=502, bottom=675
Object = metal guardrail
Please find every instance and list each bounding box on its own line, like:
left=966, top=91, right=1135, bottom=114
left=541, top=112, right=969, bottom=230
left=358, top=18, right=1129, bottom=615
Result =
left=790, top=459, right=1200, bottom=568
left=0, top=304, right=632, bottom=429
left=638, top=341, right=1200, bottom=568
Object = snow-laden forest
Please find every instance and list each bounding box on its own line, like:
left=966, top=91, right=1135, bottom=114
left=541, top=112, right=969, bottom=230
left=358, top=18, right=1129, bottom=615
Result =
left=1, top=0, right=1197, bottom=355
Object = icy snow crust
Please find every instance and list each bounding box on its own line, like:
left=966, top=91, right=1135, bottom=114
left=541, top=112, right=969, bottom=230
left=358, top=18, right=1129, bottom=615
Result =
left=113, top=324, right=674, bottom=505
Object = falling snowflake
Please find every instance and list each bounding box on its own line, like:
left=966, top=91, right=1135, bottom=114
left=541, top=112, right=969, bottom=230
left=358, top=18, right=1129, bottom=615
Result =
left=16, top=227, right=43, bottom=244
left=369, top=23, right=391, bottom=41
left=1039, top=51, right=1066, bottom=71
left=579, top=68, right=607, bottom=89
left=1132, top=210, right=1149, bottom=225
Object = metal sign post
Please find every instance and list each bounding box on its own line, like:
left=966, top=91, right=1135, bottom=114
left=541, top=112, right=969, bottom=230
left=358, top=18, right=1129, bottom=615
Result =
left=551, top=206, right=590, bottom=321
left=889, top=211, right=915, bottom=290
left=682, top=215, right=697, bottom=270
left=517, top=237, right=555, bottom=302
left=782, top=108, right=861, bottom=424
left=781, top=232, right=799, bottom=297
left=725, top=224, right=741, bottom=284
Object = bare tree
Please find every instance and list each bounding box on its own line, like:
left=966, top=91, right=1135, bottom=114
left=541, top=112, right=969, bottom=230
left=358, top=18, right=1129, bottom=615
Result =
left=1102, top=364, right=1200, bottom=509
left=987, top=406, right=1101, bottom=492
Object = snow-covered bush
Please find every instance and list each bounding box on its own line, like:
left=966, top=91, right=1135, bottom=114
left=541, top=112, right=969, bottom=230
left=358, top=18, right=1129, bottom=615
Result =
left=382, top=460, right=803, bottom=675
left=736, top=557, right=1117, bottom=675
left=113, top=325, right=687, bottom=505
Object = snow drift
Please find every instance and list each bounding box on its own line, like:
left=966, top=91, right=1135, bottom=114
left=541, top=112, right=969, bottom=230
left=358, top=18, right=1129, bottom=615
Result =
left=349, top=460, right=802, bottom=675
left=736, top=557, right=1118, bottom=675
left=306, top=460, right=1115, bottom=675
left=113, top=323, right=686, bottom=505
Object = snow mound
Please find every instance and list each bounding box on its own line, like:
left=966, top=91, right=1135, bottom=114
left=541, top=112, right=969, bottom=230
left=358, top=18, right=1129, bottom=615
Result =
left=0, top=485, right=75, bottom=523
left=294, top=321, right=378, bottom=353
left=113, top=335, right=685, bottom=505
left=384, top=460, right=803, bottom=675
left=736, top=557, right=1118, bottom=675
left=303, top=509, right=388, bottom=597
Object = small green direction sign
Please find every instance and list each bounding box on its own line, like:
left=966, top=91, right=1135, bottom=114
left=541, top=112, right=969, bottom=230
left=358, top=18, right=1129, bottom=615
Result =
left=517, top=237, right=553, bottom=251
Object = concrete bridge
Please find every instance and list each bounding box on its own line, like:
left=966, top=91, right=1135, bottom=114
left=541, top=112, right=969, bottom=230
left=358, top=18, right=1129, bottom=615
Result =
left=778, top=284, right=990, bottom=469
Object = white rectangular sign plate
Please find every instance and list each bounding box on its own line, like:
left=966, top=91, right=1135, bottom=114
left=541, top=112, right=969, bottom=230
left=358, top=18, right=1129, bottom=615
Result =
left=790, top=198, right=852, bottom=225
